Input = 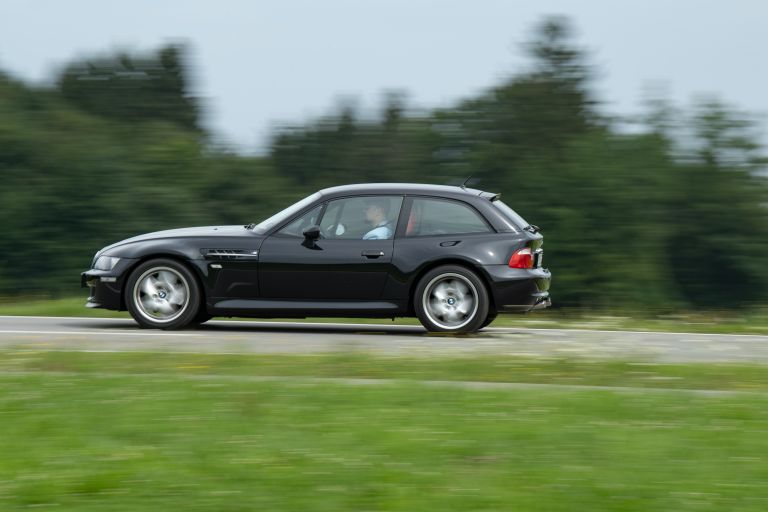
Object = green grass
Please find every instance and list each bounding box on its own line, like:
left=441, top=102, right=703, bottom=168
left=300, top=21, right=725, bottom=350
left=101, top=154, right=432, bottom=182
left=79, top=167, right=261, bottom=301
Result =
left=1, top=352, right=768, bottom=511
left=0, top=296, right=127, bottom=318
left=3, top=296, right=768, bottom=334
left=4, top=350, right=768, bottom=392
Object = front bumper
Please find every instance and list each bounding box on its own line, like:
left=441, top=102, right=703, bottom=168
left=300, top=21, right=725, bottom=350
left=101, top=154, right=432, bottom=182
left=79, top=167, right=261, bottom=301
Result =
left=81, top=258, right=137, bottom=310
left=482, top=265, right=552, bottom=313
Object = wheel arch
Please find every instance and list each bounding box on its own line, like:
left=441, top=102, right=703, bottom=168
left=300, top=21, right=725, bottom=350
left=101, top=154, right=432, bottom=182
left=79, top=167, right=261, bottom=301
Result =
left=119, top=253, right=207, bottom=310
left=406, top=258, right=496, bottom=315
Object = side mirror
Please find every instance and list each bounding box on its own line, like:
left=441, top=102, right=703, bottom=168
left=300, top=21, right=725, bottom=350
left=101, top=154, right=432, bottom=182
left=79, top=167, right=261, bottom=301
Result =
left=302, top=225, right=321, bottom=241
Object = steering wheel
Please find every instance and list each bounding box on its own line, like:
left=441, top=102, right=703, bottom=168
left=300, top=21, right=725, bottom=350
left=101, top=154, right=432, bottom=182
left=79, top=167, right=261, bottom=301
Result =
left=320, top=223, right=346, bottom=238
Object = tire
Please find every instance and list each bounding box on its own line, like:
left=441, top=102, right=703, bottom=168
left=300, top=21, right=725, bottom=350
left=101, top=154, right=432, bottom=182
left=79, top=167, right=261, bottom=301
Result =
left=191, top=309, right=213, bottom=326
left=124, top=258, right=202, bottom=330
left=481, top=312, right=498, bottom=329
left=414, top=265, right=489, bottom=333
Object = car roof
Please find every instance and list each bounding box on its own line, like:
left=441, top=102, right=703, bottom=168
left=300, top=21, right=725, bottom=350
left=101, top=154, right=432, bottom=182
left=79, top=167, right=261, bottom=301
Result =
left=318, top=183, right=490, bottom=200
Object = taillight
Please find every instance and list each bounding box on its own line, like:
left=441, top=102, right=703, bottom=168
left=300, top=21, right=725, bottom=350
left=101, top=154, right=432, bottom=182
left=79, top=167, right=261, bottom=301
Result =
left=509, top=247, right=533, bottom=269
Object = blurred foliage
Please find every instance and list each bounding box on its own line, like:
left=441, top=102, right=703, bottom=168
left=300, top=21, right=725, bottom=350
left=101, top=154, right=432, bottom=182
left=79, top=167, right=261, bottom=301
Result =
left=58, top=45, right=201, bottom=132
left=0, top=17, right=766, bottom=311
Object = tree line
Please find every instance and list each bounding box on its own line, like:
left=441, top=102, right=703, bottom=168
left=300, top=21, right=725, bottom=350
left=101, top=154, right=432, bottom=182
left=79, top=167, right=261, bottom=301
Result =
left=0, top=18, right=766, bottom=311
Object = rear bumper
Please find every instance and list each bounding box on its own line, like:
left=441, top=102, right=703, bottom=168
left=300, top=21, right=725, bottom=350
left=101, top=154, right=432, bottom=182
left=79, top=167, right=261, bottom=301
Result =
left=481, top=265, right=552, bottom=314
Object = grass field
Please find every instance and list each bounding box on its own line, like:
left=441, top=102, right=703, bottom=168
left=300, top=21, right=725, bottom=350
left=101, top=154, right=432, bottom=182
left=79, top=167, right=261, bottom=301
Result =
left=4, top=350, right=768, bottom=392
left=3, top=296, right=768, bottom=334
left=1, top=350, right=768, bottom=510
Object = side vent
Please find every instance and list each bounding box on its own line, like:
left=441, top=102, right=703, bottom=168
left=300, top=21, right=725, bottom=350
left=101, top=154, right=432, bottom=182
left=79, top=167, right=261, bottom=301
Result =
left=200, top=249, right=259, bottom=260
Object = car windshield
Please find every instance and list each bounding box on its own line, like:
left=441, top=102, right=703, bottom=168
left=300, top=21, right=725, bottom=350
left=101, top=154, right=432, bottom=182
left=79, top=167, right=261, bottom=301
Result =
left=251, top=192, right=322, bottom=234
left=492, top=200, right=529, bottom=232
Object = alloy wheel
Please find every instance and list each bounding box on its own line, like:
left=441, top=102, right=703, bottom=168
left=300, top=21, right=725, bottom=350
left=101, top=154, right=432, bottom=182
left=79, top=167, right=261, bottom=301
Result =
left=422, top=272, right=479, bottom=330
left=132, top=266, right=190, bottom=323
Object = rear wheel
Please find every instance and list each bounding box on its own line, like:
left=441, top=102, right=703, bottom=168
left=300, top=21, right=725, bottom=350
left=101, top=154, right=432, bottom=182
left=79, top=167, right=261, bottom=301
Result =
left=125, top=258, right=202, bottom=330
left=414, top=265, right=489, bottom=333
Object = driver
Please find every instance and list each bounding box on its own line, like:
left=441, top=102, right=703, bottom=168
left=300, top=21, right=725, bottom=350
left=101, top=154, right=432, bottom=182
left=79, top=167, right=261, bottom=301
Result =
left=362, top=199, right=393, bottom=240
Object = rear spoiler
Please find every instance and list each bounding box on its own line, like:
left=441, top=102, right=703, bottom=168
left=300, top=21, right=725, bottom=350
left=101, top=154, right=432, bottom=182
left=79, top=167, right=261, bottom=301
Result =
left=478, top=191, right=501, bottom=201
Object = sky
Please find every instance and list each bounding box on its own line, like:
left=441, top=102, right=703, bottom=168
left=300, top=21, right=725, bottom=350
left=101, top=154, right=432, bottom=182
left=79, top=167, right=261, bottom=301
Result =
left=1, top=0, right=765, bottom=152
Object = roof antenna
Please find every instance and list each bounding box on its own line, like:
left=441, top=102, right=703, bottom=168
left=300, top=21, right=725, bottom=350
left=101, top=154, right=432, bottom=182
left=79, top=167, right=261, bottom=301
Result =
left=459, top=175, right=473, bottom=189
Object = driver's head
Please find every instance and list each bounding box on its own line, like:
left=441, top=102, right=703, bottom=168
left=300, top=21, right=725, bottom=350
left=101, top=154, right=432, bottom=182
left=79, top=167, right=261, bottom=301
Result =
left=364, top=198, right=389, bottom=225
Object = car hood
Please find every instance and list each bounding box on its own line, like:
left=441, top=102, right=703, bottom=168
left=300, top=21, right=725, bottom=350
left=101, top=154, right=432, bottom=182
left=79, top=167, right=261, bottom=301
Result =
left=98, top=225, right=250, bottom=255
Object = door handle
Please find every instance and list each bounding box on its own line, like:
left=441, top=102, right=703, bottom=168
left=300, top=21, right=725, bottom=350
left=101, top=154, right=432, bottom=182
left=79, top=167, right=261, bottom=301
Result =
left=361, top=250, right=385, bottom=259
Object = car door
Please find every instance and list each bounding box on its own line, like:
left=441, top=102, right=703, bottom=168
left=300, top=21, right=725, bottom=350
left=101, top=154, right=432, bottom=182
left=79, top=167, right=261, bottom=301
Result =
left=258, top=195, right=404, bottom=300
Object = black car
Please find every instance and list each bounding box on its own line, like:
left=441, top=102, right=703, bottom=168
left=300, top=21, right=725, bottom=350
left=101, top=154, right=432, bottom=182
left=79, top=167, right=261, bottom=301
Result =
left=82, top=183, right=551, bottom=333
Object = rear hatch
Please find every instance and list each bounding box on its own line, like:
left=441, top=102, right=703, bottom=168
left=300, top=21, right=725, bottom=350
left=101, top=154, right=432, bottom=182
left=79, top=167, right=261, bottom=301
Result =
left=488, top=197, right=544, bottom=269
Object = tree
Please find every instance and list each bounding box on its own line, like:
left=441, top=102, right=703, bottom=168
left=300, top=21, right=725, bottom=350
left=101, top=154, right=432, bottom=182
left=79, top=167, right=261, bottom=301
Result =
left=58, top=45, right=201, bottom=132
left=665, top=99, right=768, bottom=307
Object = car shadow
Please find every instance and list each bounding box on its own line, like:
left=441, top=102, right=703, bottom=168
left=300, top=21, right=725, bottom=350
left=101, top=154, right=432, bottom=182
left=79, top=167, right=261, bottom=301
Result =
left=70, top=319, right=499, bottom=338
left=198, top=321, right=428, bottom=336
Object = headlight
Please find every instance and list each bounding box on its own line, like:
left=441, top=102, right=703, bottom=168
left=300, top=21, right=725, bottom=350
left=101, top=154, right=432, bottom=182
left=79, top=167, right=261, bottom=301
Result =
left=93, top=256, right=121, bottom=271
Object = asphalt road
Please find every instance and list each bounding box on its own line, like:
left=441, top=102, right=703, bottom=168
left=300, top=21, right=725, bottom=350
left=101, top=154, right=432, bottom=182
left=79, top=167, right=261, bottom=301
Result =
left=1, top=315, right=767, bottom=363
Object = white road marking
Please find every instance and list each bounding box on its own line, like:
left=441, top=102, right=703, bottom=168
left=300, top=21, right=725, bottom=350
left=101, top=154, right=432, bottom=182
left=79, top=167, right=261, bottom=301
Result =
left=502, top=327, right=768, bottom=338
left=0, top=330, right=201, bottom=337
left=0, top=315, right=765, bottom=338
left=0, top=315, right=130, bottom=321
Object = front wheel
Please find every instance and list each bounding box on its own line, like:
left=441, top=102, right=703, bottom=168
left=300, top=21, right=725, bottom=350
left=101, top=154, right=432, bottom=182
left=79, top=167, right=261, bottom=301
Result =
left=125, top=258, right=202, bottom=330
left=414, top=265, right=489, bottom=333
left=191, top=309, right=213, bottom=326
left=481, top=312, right=498, bottom=329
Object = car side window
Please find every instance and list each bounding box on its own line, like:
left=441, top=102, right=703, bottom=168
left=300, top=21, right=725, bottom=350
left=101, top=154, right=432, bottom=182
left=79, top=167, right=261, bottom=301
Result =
left=405, top=198, right=491, bottom=237
left=319, top=196, right=403, bottom=240
left=276, top=204, right=323, bottom=237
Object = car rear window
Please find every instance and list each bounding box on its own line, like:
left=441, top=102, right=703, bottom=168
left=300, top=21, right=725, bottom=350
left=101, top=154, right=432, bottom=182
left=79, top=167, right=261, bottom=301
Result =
left=492, top=201, right=529, bottom=232
left=406, top=198, right=491, bottom=237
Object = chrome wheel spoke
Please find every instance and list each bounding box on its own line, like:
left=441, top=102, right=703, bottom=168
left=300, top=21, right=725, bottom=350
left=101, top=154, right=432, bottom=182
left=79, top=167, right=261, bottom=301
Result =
left=155, top=301, right=176, bottom=315
left=453, top=280, right=469, bottom=298
left=456, top=302, right=472, bottom=316
left=169, top=286, right=187, bottom=306
left=141, top=276, right=159, bottom=296
left=140, top=296, right=155, bottom=310
left=157, top=270, right=178, bottom=288
left=432, top=285, right=448, bottom=301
